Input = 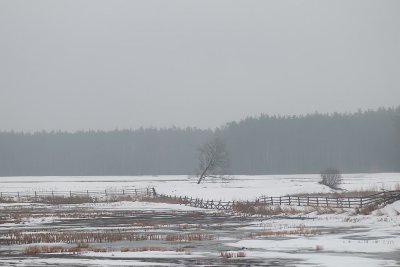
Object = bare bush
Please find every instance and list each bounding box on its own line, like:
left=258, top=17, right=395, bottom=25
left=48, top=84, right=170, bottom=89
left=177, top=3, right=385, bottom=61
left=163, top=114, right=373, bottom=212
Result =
left=319, top=168, right=342, bottom=189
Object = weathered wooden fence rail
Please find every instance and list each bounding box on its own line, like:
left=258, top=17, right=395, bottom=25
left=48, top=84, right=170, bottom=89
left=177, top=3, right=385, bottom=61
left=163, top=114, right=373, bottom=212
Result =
left=258, top=190, right=400, bottom=208
left=0, top=187, right=155, bottom=202
left=155, top=190, right=400, bottom=211
left=155, top=194, right=239, bottom=210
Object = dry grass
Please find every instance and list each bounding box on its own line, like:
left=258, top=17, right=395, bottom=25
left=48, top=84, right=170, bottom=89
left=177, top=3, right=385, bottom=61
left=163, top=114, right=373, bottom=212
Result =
left=25, top=245, right=111, bottom=255
left=7, top=230, right=214, bottom=245
left=232, top=202, right=302, bottom=216
left=354, top=203, right=381, bottom=215
left=26, top=244, right=193, bottom=255
left=165, top=233, right=213, bottom=242
left=248, top=225, right=321, bottom=238
left=220, top=251, right=246, bottom=258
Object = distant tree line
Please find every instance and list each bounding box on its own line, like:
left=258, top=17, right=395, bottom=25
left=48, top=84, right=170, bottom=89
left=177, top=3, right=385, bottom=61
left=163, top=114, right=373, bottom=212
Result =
left=0, top=107, right=399, bottom=176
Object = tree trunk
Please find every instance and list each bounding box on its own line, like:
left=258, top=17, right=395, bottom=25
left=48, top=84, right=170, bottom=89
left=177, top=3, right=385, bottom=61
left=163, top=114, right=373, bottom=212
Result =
left=197, top=155, right=214, bottom=184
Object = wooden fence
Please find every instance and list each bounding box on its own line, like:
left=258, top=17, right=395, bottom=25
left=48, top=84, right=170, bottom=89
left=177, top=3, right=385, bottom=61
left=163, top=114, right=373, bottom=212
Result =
left=2, top=186, right=399, bottom=209
left=259, top=190, right=400, bottom=208
left=0, top=187, right=155, bottom=202
left=154, top=190, right=400, bottom=211
left=156, top=194, right=237, bottom=210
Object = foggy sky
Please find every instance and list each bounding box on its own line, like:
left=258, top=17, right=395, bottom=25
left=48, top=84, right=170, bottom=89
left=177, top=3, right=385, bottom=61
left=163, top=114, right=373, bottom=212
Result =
left=1, top=0, right=399, bottom=132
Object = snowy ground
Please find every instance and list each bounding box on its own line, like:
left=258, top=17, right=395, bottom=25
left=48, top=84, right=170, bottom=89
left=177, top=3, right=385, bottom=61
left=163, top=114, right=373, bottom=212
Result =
left=1, top=173, right=399, bottom=200
left=0, top=174, right=399, bottom=266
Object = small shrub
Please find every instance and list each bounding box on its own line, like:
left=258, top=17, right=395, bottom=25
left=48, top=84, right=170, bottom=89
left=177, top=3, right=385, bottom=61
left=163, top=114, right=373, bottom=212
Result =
left=357, top=203, right=380, bottom=215
left=319, top=168, right=342, bottom=189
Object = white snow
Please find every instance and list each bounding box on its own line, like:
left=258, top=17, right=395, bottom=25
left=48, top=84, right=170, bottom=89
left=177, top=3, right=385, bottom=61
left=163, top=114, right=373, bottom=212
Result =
left=1, top=173, right=399, bottom=267
left=0, top=173, right=399, bottom=201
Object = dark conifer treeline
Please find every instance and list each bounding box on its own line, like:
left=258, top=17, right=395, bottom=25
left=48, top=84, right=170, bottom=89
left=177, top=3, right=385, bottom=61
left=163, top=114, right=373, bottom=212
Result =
left=0, top=107, right=399, bottom=176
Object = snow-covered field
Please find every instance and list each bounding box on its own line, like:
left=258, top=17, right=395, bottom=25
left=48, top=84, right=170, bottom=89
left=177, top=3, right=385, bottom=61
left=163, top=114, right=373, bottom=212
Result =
left=1, top=173, right=399, bottom=200
left=0, top=173, right=399, bottom=267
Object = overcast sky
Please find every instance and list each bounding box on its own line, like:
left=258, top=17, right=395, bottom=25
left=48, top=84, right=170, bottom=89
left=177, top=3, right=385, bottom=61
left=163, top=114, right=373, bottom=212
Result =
left=0, top=1, right=399, bottom=132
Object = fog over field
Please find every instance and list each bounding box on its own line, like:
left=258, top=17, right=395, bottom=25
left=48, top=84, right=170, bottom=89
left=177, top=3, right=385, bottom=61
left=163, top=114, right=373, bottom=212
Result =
left=1, top=1, right=399, bottom=266
left=1, top=1, right=399, bottom=132
left=1, top=108, right=399, bottom=176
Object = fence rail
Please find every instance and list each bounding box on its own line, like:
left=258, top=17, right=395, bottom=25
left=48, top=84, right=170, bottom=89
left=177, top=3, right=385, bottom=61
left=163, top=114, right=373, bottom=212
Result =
left=2, top=187, right=399, bottom=210
left=154, top=194, right=242, bottom=210
left=154, top=190, right=400, bottom=211
left=260, top=190, right=400, bottom=208
left=0, top=187, right=155, bottom=202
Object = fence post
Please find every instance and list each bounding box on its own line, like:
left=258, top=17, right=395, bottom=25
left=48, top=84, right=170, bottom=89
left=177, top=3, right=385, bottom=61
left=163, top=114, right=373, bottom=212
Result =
left=307, top=197, right=309, bottom=206
left=348, top=197, right=351, bottom=208
left=360, top=197, right=363, bottom=207
left=288, top=196, right=291, bottom=206
left=122, top=189, right=125, bottom=195
left=298, top=197, right=300, bottom=206
left=34, top=191, right=37, bottom=202
left=271, top=197, right=273, bottom=205
left=279, top=197, right=282, bottom=205
left=326, top=197, right=328, bottom=206
left=87, top=190, right=89, bottom=197
left=70, top=191, right=72, bottom=198
left=52, top=191, right=54, bottom=201
left=18, top=192, right=20, bottom=202
left=316, top=197, right=319, bottom=207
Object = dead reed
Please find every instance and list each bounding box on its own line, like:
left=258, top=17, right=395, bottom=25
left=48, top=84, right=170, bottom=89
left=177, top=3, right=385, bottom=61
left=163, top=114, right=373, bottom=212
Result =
left=6, top=230, right=214, bottom=245
left=220, top=251, right=246, bottom=258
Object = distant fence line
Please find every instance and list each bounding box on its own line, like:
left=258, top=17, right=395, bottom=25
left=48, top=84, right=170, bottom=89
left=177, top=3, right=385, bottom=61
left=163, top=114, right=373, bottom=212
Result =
left=259, top=190, right=400, bottom=208
left=2, top=187, right=399, bottom=209
left=0, top=187, right=155, bottom=202
left=154, top=190, right=400, bottom=210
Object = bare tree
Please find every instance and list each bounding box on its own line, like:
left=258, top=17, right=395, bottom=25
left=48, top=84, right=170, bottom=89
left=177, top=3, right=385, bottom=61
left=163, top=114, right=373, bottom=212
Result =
left=319, top=168, right=342, bottom=189
left=196, top=137, right=230, bottom=184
